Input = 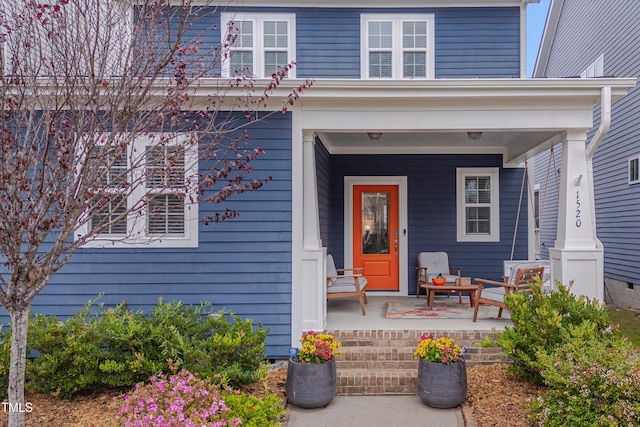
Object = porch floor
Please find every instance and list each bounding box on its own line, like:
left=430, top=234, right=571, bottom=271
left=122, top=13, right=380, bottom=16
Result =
left=326, top=294, right=511, bottom=331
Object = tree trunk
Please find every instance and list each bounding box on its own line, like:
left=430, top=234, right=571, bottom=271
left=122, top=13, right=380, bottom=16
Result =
left=7, top=306, right=29, bottom=427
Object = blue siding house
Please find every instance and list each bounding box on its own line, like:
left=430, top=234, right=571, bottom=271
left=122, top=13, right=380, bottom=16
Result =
left=4, top=0, right=636, bottom=359
left=534, top=0, right=640, bottom=310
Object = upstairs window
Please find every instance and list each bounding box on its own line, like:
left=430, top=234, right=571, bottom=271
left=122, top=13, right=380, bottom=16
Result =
left=456, top=168, right=500, bottom=242
left=361, top=14, right=434, bottom=79
left=629, top=156, right=640, bottom=185
left=221, top=13, right=296, bottom=78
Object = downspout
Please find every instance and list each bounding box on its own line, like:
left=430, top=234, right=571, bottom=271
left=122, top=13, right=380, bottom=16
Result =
left=585, top=86, right=612, bottom=250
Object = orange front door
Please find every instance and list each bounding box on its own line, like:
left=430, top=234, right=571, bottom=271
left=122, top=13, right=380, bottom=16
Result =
left=353, top=185, right=399, bottom=291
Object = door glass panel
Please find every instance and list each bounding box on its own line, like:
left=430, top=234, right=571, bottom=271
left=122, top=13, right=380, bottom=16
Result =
left=361, top=192, right=389, bottom=254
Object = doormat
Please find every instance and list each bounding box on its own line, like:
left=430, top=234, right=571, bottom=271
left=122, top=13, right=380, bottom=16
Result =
left=385, top=300, right=508, bottom=320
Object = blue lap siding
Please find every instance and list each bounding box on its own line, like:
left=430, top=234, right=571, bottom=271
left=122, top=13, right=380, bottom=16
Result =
left=195, top=6, right=520, bottom=79
left=1, top=113, right=294, bottom=358
left=323, top=151, right=529, bottom=293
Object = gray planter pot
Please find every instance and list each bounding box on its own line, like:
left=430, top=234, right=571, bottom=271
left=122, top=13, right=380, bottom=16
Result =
left=286, top=357, right=336, bottom=408
left=417, top=358, right=467, bottom=408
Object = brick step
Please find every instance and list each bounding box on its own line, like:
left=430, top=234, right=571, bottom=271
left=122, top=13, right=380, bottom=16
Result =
left=336, top=350, right=508, bottom=368
left=336, top=357, right=418, bottom=370
left=337, top=368, right=417, bottom=396
left=328, top=329, right=502, bottom=347
left=328, top=329, right=510, bottom=395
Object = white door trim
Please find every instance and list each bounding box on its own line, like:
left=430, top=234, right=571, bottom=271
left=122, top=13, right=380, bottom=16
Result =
left=344, top=176, right=409, bottom=296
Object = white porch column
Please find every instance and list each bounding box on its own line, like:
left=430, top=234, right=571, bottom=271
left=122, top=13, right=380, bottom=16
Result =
left=299, top=131, right=326, bottom=337
left=549, top=130, right=604, bottom=300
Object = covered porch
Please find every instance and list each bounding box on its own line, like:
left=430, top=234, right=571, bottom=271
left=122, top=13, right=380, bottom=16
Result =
left=326, top=294, right=510, bottom=331
left=289, top=78, right=636, bottom=346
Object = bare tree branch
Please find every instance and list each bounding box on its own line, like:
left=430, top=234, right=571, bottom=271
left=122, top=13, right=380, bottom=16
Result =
left=0, top=1, right=313, bottom=425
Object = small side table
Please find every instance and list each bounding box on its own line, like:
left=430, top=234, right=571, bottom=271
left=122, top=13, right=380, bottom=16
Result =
left=423, top=281, right=478, bottom=310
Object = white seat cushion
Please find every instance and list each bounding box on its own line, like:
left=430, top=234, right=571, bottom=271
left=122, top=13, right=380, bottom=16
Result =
left=326, top=254, right=367, bottom=292
left=417, top=252, right=454, bottom=282
left=327, top=277, right=368, bottom=294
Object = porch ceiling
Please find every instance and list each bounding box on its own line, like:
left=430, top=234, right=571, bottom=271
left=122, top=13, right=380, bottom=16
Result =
left=292, top=78, right=637, bottom=166
left=317, top=130, right=561, bottom=165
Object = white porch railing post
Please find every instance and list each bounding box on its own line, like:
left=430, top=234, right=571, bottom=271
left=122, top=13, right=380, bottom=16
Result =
left=298, top=131, right=326, bottom=341
left=549, top=130, right=604, bottom=300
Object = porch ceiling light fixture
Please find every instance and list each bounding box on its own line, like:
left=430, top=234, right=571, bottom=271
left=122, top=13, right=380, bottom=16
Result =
left=367, top=132, right=383, bottom=140
left=467, top=131, right=483, bottom=141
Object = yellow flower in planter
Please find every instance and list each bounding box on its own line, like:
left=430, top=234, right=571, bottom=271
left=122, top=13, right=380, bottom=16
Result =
left=294, top=331, right=342, bottom=364
left=414, top=333, right=465, bottom=364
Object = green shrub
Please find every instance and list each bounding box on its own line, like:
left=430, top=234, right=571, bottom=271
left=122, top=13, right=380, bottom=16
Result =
left=530, top=333, right=640, bottom=426
left=17, top=296, right=268, bottom=397
left=0, top=328, right=10, bottom=399
left=494, top=282, right=614, bottom=384
left=145, top=300, right=269, bottom=388
left=483, top=281, right=640, bottom=425
left=26, top=299, right=151, bottom=396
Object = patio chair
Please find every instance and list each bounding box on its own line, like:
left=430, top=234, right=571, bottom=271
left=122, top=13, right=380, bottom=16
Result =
left=472, top=264, right=545, bottom=322
left=416, top=252, right=462, bottom=300
left=326, top=254, right=368, bottom=315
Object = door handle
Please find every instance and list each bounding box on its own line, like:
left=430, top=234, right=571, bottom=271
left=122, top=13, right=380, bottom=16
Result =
left=394, top=239, right=398, bottom=255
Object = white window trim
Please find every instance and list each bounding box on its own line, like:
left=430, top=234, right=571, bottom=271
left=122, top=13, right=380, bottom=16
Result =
left=360, top=13, right=435, bottom=80
left=220, top=12, right=296, bottom=78
left=580, top=54, right=604, bottom=78
left=76, top=133, right=199, bottom=248
left=629, top=156, right=640, bottom=185
left=456, top=168, right=500, bottom=242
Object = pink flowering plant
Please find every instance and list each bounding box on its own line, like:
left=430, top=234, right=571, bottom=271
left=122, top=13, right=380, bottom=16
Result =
left=293, top=331, right=342, bottom=364
left=414, top=333, right=466, bottom=364
left=115, top=368, right=284, bottom=427
left=115, top=370, right=240, bottom=427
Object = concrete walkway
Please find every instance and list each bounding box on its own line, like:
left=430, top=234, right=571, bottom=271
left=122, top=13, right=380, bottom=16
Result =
left=282, top=396, right=466, bottom=427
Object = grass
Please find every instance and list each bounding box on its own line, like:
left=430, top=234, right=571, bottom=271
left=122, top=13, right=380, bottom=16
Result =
left=607, top=305, right=640, bottom=349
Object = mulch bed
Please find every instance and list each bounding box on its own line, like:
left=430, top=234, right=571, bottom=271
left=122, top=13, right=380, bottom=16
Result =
left=0, top=364, right=545, bottom=426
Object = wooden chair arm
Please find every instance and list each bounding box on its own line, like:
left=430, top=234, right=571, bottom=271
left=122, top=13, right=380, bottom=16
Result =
left=450, top=266, right=462, bottom=276
left=474, top=278, right=518, bottom=289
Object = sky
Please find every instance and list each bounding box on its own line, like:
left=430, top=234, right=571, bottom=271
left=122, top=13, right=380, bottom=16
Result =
left=526, top=0, right=551, bottom=77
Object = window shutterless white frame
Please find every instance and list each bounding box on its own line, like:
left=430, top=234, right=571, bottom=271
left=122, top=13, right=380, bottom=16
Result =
left=629, top=156, right=640, bottom=185
left=580, top=54, right=604, bottom=78
left=220, top=13, right=296, bottom=78
left=456, top=168, right=500, bottom=242
left=360, top=14, right=435, bottom=79
left=76, top=133, right=199, bottom=248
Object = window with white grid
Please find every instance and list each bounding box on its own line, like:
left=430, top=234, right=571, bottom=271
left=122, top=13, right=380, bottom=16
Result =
left=361, top=14, right=434, bottom=79
left=221, top=13, right=296, bottom=78
left=78, top=134, right=198, bottom=248
left=457, top=168, right=500, bottom=242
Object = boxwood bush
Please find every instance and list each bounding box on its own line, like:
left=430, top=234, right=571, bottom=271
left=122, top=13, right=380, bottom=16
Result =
left=0, top=296, right=268, bottom=398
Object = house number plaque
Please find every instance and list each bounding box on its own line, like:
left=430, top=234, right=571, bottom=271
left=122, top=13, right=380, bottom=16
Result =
left=575, top=191, right=582, bottom=228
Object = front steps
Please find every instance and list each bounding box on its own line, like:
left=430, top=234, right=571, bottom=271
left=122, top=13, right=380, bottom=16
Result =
left=328, top=329, right=509, bottom=396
